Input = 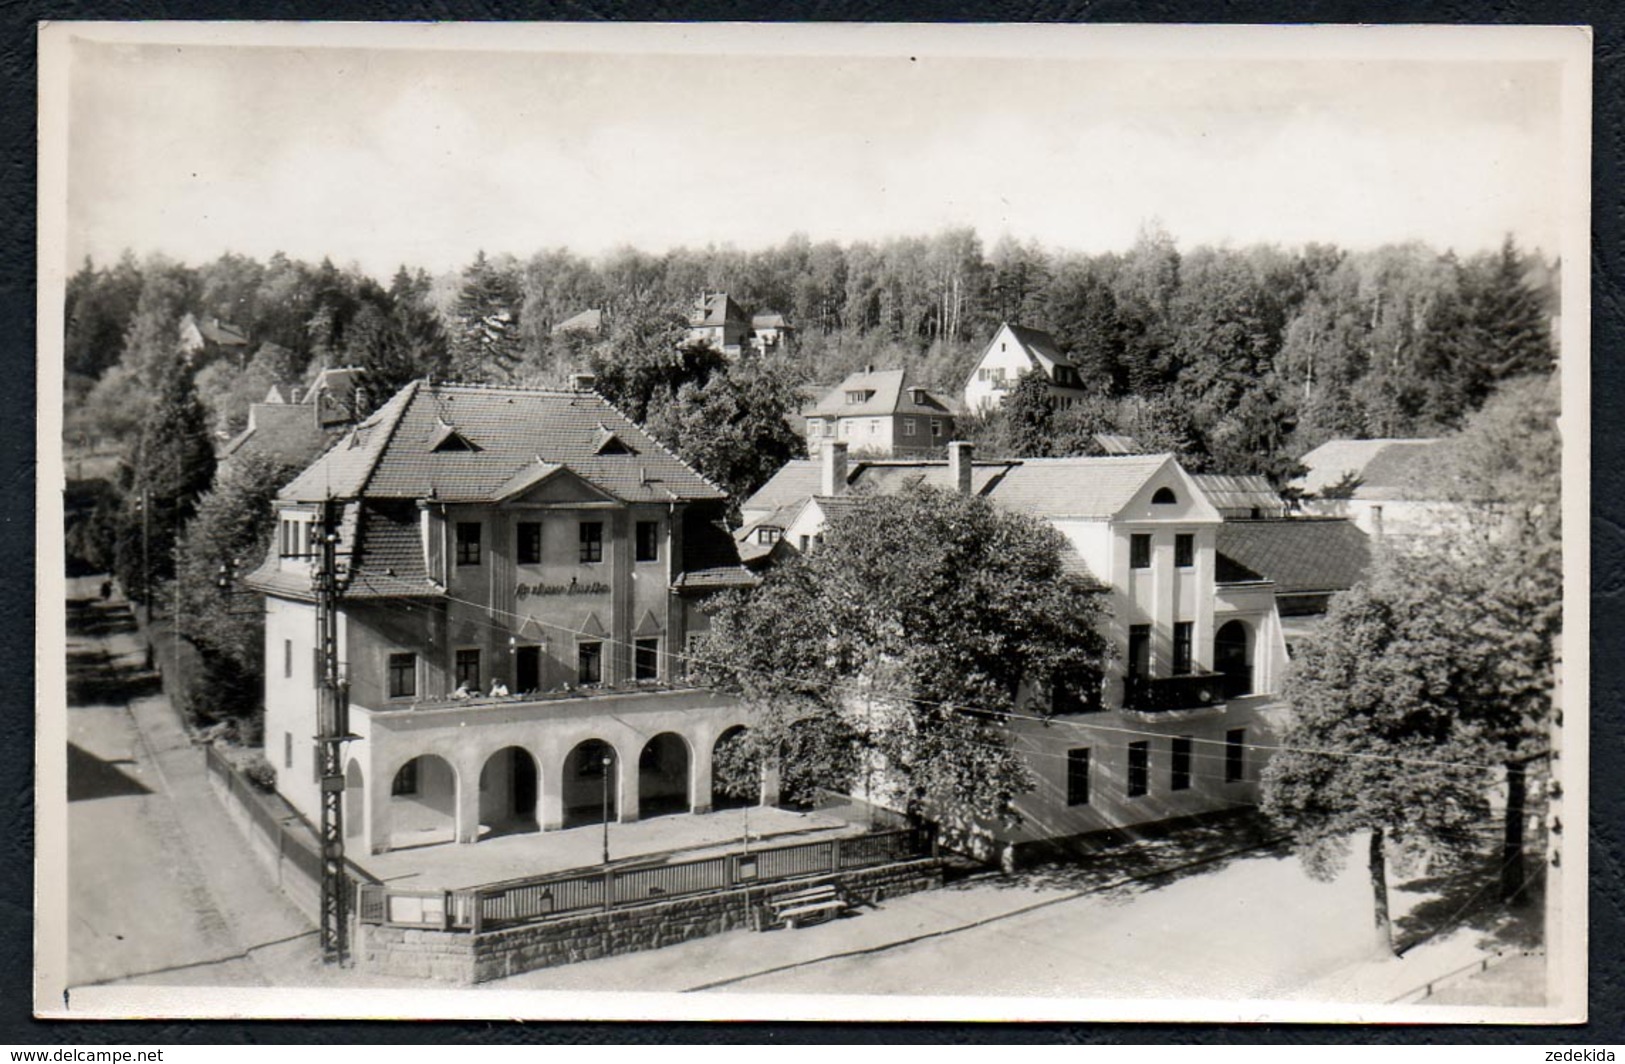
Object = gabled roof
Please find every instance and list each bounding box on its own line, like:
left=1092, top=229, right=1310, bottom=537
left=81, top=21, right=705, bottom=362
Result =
left=689, top=293, right=750, bottom=328
left=741, top=457, right=1017, bottom=517
left=978, top=322, right=1089, bottom=391
left=1192, top=473, right=1287, bottom=517
left=808, top=369, right=958, bottom=418
left=277, top=381, right=725, bottom=505
left=1294, top=439, right=1443, bottom=499
left=751, top=312, right=791, bottom=330
left=219, top=403, right=333, bottom=470
left=184, top=313, right=250, bottom=347
left=1215, top=518, right=1372, bottom=594
left=988, top=454, right=1177, bottom=519
left=551, top=308, right=605, bottom=335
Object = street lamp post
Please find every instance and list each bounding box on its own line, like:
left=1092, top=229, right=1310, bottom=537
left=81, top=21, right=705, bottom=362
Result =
left=600, top=750, right=613, bottom=866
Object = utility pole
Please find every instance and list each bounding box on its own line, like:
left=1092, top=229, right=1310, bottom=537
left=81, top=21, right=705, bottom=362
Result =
left=141, top=487, right=153, bottom=670
left=312, top=496, right=356, bottom=964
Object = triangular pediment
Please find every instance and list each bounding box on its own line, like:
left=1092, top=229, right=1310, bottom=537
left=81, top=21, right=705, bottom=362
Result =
left=576, top=612, right=608, bottom=638
left=632, top=609, right=664, bottom=637
left=495, top=460, right=620, bottom=506
left=1120, top=458, right=1222, bottom=524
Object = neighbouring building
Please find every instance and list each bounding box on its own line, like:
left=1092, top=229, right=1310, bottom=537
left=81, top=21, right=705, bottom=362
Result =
left=550, top=308, right=606, bottom=338
left=217, top=367, right=368, bottom=473
left=1291, top=438, right=1446, bottom=537
left=802, top=368, right=959, bottom=458
left=1191, top=473, right=1289, bottom=520
left=246, top=380, right=761, bottom=856
left=1214, top=516, right=1372, bottom=657
left=685, top=293, right=794, bottom=357
left=741, top=442, right=1294, bottom=865
left=178, top=312, right=251, bottom=361
left=963, top=322, right=1093, bottom=414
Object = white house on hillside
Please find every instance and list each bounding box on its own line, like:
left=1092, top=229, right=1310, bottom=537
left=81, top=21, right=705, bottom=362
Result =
left=963, top=322, right=1092, bottom=413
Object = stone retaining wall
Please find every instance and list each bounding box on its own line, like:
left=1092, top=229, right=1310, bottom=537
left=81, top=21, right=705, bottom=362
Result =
left=358, top=858, right=944, bottom=984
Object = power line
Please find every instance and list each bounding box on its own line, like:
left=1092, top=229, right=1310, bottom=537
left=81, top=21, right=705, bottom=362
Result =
left=332, top=568, right=1514, bottom=777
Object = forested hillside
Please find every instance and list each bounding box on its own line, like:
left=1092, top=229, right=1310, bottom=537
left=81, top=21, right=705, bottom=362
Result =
left=65, top=224, right=1558, bottom=480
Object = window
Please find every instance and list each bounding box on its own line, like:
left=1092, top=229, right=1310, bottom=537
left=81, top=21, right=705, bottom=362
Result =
left=757, top=527, right=781, bottom=546
left=455, top=522, right=482, bottom=566
left=1175, top=533, right=1195, bottom=568
left=869, top=419, right=879, bottom=435
left=1172, top=621, right=1194, bottom=676
left=799, top=534, right=811, bottom=552
left=1171, top=736, right=1193, bottom=791
left=1226, top=728, right=1246, bottom=783
left=1130, top=533, right=1152, bottom=569
left=931, top=419, right=944, bottom=439
left=1127, top=741, right=1150, bottom=798
left=1128, top=625, right=1151, bottom=679
left=634, top=637, right=660, bottom=680
left=517, top=521, right=542, bottom=566
left=284, top=639, right=293, bottom=679
left=635, top=520, right=660, bottom=562
left=903, top=420, right=917, bottom=437
left=455, top=648, right=481, bottom=690
left=579, top=521, right=603, bottom=564
left=392, top=758, right=418, bottom=797
left=387, top=652, right=417, bottom=699
left=1066, top=748, right=1090, bottom=806
left=807, top=419, right=823, bottom=436
left=1151, top=486, right=1178, bottom=505
left=284, top=732, right=293, bottom=770
left=577, top=641, right=603, bottom=684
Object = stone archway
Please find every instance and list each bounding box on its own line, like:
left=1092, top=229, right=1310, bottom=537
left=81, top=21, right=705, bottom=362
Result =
left=344, top=759, right=364, bottom=840
left=638, top=732, right=692, bottom=818
left=562, top=738, right=619, bottom=828
left=710, top=725, right=757, bottom=811
left=479, top=746, right=540, bottom=837
left=388, top=753, right=458, bottom=849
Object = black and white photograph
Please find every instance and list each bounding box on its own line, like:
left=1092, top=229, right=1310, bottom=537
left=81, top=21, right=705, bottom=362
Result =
left=35, top=21, right=1590, bottom=1023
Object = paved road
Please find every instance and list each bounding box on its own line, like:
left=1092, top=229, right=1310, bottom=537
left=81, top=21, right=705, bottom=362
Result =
left=64, top=582, right=315, bottom=992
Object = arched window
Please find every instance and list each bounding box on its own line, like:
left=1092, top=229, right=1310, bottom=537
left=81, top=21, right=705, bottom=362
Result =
left=1151, top=486, right=1178, bottom=505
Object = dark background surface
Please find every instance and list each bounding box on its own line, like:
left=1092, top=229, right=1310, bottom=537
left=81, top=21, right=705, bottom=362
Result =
left=7, top=0, right=1620, bottom=1046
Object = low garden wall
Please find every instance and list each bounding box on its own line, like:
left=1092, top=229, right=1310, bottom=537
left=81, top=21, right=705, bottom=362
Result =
left=358, top=858, right=943, bottom=983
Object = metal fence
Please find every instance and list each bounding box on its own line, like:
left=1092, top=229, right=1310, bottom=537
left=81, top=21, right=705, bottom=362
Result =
left=357, top=827, right=925, bottom=934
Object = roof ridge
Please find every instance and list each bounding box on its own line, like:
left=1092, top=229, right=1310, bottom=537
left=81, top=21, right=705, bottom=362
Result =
left=353, top=379, right=420, bottom=499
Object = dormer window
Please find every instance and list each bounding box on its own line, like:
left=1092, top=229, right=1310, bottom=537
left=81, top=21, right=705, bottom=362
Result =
left=593, top=424, right=638, bottom=456
left=430, top=419, right=479, bottom=452
left=1151, top=487, right=1178, bottom=505
left=845, top=390, right=875, bottom=405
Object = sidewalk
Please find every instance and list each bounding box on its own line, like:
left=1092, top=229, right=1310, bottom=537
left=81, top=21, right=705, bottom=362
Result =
left=67, top=577, right=322, bottom=988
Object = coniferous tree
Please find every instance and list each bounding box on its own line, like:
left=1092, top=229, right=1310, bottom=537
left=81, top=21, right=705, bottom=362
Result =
left=447, top=251, right=526, bottom=382
left=116, top=358, right=216, bottom=601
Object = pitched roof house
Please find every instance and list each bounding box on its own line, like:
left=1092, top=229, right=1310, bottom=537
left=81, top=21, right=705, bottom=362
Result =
left=802, top=368, right=959, bottom=458
left=246, top=381, right=755, bottom=856
left=1291, top=438, right=1448, bottom=536
left=963, top=322, right=1092, bottom=413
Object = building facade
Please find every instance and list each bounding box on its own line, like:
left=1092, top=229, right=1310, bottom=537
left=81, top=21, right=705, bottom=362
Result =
left=963, top=322, right=1093, bottom=413
left=247, top=381, right=761, bottom=856
left=802, top=368, right=958, bottom=458
left=741, top=442, right=1293, bottom=864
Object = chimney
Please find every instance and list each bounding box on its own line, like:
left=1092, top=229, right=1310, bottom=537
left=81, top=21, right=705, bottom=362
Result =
left=570, top=371, right=597, bottom=392
left=822, top=441, right=849, bottom=497
left=948, top=440, right=974, bottom=495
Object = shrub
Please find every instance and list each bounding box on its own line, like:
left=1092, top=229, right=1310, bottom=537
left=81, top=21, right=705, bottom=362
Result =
left=241, top=753, right=277, bottom=793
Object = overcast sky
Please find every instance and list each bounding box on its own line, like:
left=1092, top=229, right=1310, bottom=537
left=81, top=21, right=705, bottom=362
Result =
left=56, top=24, right=1580, bottom=280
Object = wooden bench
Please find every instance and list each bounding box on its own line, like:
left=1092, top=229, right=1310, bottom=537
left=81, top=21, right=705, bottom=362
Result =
left=761, top=883, right=848, bottom=930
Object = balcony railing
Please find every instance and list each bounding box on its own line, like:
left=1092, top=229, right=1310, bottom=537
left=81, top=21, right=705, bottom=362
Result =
left=1124, top=672, right=1227, bottom=712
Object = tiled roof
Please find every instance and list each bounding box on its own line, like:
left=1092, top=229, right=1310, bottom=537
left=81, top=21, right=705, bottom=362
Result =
left=346, top=500, right=439, bottom=598
left=988, top=455, right=1173, bottom=519
left=741, top=458, right=1017, bottom=517
left=1192, top=473, right=1287, bottom=517
left=807, top=369, right=958, bottom=418
left=551, top=308, right=604, bottom=335
left=278, top=381, right=725, bottom=505
left=752, top=312, right=791, bottom=330
left=220, top=404, right=329, bottom=468
left=1215, top=518, right=1372, bottom=594
left=1093, top=434, right=1145, bottom=455
left=1294, top=439, right=1443, bottom=498
left=675, top=509, right=758, bottom=591
left=689, top=293, right=750, bottom=328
